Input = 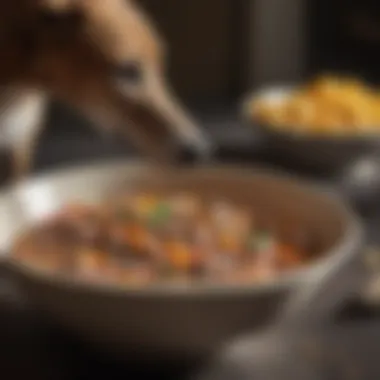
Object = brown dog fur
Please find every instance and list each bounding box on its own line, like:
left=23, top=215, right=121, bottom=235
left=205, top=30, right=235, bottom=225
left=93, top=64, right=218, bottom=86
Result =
left=0, top=0, right=211, bottom=180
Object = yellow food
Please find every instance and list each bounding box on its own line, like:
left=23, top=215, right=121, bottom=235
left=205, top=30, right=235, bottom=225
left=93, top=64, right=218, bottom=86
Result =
left=250, top=75, right=380, bottom=136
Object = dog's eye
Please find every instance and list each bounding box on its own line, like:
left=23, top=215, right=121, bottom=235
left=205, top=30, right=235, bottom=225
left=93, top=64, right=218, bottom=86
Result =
left=38, top=8, right=83, bottom=26
left=113, top=62, right=142, bottom=84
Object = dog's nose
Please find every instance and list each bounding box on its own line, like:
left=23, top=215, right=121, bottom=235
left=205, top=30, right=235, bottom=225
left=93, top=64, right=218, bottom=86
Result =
left=174, top=140, right=217, bottom=165
left=176, top=144, right=200, bottom=164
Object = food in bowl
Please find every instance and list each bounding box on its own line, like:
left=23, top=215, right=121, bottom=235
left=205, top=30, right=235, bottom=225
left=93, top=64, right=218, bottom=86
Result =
left=11, top=192, right=311, bottom=286
left=248, top=75, right=380, bottom=136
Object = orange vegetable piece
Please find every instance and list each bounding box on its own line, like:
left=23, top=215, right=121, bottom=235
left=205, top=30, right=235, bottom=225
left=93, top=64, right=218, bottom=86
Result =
left=76, top=247, right=105, bottom=273
left=166, top=241, right=193, bottom=271
left=218, top=232, right=242, bottom=253
left=128, top=224, right=149, bottom=251
left=277, top=244, right=303, bottom=268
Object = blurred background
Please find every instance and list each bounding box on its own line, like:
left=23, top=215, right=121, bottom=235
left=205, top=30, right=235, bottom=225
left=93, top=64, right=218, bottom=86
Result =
left=33, top=0, right=290, bottom=170
left=37, top=0, right=380, bottom=171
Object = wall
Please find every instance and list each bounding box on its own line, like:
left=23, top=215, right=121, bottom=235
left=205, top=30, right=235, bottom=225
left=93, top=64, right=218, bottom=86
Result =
left=139, top=0, right=247, bottom=102
left=249, top=0, right=306, bottom=87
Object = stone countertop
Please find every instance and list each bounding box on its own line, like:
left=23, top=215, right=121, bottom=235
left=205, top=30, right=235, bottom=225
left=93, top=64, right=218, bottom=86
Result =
left=1, top=103, right=380, bottom=380
left=0, top=282, right=379, bottom=380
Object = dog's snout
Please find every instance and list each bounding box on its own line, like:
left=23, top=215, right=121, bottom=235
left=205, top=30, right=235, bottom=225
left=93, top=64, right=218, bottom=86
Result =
left=175, top=139, right=216, bottom=165
left=176, top=144, right=200, bottom=164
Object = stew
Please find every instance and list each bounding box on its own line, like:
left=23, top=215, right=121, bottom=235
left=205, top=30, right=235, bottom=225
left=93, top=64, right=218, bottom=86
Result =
left=12, top=192, right=311, bottom=286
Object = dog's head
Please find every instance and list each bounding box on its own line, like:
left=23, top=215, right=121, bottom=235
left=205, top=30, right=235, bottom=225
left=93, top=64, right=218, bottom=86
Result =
left=1, top=0, right=213, bottom=162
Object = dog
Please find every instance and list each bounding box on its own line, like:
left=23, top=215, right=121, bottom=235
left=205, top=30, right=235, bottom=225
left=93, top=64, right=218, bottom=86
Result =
left=0, top=0, right=212, bottom=180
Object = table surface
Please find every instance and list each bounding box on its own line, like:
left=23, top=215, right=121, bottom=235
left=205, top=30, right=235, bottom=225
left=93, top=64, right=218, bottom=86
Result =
left=2, top=105, right=380, bottom=380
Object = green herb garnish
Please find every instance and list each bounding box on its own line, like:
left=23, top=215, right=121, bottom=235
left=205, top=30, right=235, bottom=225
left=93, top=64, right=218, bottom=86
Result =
left=148, top=203, right=171, bottom=228
left=247, top=231, right=274, bottom=252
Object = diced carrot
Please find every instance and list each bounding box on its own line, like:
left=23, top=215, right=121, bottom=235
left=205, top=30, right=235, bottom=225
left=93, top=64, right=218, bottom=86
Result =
left=166, top=241, right=193, bottom=271
left=128, top=224, right=149, bottom=251
left=277, top=244, right=303, bottom=268
left=218, top=232, right=241, bottom=253
left=76, top=248, right=105, bottom=274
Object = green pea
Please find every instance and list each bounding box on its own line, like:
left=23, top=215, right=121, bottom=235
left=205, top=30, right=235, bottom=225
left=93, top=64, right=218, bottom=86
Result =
left=148, top=203, right=171, bottom=228
left=247, top=231, right=274, bottom=252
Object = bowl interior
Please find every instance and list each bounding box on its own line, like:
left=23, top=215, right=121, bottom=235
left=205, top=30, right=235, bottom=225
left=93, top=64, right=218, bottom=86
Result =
left=0, top=161, right=354, bottom=270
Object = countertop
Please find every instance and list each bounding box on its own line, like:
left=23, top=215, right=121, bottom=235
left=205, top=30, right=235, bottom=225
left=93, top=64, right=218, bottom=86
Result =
left=1, top=103, right=380, bottom=380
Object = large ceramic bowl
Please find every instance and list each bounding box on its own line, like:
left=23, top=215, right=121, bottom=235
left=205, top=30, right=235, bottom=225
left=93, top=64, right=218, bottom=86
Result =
left=0, top=160, right=363, bottom=365
left=243, top=86, right=380, bottom=175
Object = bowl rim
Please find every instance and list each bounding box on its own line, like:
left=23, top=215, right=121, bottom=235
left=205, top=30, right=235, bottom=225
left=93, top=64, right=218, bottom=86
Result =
left=2, top=159, right=364, bottom=299
left=241, top=84, right=380, bottom=143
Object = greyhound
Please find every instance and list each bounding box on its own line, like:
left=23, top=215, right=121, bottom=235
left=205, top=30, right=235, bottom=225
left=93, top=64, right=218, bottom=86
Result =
left=0, top=0, right=213, bottom=180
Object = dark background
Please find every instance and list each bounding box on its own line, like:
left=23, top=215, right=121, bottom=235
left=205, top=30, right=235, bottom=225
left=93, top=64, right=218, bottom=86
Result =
left=7, top=1, right=380, bottom=379
left=37, top=0, right=380, bottom=173
left=34, top=0, right=252, bottom=172
left=308, top=0, right=380, bottom=82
